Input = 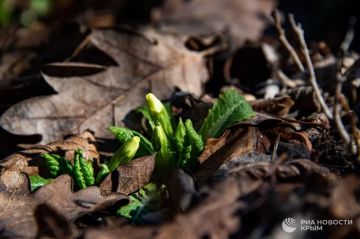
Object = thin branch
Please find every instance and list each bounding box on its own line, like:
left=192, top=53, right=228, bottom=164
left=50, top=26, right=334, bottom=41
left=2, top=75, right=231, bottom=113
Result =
left=289, top=14, right=333, bottom=120
left=334, top=75, right=358, bottom=154
left=273, top=10, right=305, bottom=72
left=271, top=134, right=281, bottom=162
left=341, top=17, right=356, bottom=55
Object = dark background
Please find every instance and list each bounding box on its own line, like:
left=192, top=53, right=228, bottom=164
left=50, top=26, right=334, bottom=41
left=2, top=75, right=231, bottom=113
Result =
left=279, top=0, right=360, bottom=52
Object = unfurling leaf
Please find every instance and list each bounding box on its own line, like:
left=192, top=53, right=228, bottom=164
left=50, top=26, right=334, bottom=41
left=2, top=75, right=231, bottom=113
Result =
left=29, top=175, right=52, bottom=192
left=73, top=149, right=95, bottom=189
left=108, top=136, right=140, bottom=172
left=185, top=119, right=204, bottom=155
left=109, top=126, right=154, bottom=157
left=42, top=153, right=73, bottom=177
left=200, top=89, right=255, bottom=140
left=146, top=93, right=174, bottom=138
left=95, top=164, right=110, bottom=185
left=174, top=118, right=186, bottom=153
left=152, top=125, right=174, bottom=175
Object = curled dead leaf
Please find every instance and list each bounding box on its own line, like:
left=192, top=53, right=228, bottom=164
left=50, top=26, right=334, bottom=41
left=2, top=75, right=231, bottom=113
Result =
left=250, top=95, right=295, bottom=117
left=100, top=154, right=156, bottom=196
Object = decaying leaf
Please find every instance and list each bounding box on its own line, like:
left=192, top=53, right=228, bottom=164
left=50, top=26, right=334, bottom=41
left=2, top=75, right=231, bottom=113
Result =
left=196, top=127, right=270, bottom=181
left=0, top=27, right=209, bottom=143
left=100, top=154, right=156, bottom=196
left=0, top=172, right=125, bottom=238
left=152, top=0, right=276, bottom=46
left=0, top=131, right=99, bottom=175
left=250, top=95, right=295, bottom=117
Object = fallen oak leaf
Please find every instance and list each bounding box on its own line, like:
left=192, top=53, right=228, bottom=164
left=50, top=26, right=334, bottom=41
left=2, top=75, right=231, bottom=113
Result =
left=100, top=154, right=156, bottom=196
left=0, top=27, right=209, bottom=143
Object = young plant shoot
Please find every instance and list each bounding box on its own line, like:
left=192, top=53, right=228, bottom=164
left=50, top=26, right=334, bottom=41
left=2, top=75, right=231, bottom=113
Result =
left=96, top=136, right=140, bottom=184
left=30, top=89, right=254, bottom=222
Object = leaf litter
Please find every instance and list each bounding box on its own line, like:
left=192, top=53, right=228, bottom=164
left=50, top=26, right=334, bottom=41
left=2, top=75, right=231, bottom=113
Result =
left=0, top=1, right=360, bottom=239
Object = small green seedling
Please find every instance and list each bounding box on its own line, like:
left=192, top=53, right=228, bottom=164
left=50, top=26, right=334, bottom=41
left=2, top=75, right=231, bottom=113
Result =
left=30, top=88, right=254, bottom=223
left=73, top=149, right=95, bottom=189
left=96, top=136, right=140, bottom=184
left=111, top=89, right=254, bottom=178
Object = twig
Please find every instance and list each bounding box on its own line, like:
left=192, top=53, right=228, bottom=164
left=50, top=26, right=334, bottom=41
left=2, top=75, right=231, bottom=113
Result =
left=271, top=134, right=281, bottom=162
left=334, top=75, right=358, bottom=154
left=341, top=17, right=356, bottom=55
left=273, top=10, right=305, bottom=72
left=289, top=14, right=333, bottom=120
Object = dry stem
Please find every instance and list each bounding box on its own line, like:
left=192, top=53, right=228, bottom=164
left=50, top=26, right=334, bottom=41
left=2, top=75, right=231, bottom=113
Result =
left=273, top=10, right=305, bottom=72
left=289, top=14, right=333, bottom=120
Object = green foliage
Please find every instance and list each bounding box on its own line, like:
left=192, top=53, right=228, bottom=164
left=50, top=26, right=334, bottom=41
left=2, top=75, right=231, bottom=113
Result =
left=146, top=93, right=174, bottom=138
left=29, top=175, right=52, bottom=192
left=152, top=125, right=174, bottom=175
left=137, top=105, right=155, bottom=130
left=41, top=153, right=73, bottom=177
left=107, top=136, right=140, bottom=172
left=174, top=118, right=186, bottom=153
left=200, top=89, right=255, bottom=140
left=117, top=183, right=164, bottom=223
left=95, top=164, right=110, bottom=185
left=0, top=0, right=11, bottom=27
left=177, top=119, right=204, bottom=169
left=73, top=149, right=95, bottom=189
left=109, top=126, right=154, bottom=157
left=0, top=0, right=52, bottom=27
left=185, top=119, right=203, bottom=156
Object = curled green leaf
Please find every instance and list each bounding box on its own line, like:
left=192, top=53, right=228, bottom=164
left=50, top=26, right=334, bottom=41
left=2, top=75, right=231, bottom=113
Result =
left=95, top=164, right=110, bottom=185
left=73, top=150, right=86, bottom=189
left=146, top=93, right=174, bottom=138
left=185, top=119, right=203, bottom=155
left=152, top=125, right=174, bottom=174
left=109, top=126, right=154, bottom=157
left=29, top=175, right=52, bottom=192
left=174, top=118, right=186, bottom=153
left=79, top=152, right=95, bottom=187
left=42, top=153, right=60, bottom=177
left=108, top=136, right=140, bottom=172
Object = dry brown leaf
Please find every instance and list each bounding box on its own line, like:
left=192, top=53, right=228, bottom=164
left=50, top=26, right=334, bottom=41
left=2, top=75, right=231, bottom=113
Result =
left=198, top=129, right=231, bottom=164
left=152, top=0, right=276, bottom=46
left=0, top=172, right=124, bottom=238
left=196, top=127, right=271, bottom=181
left=84, top=177, right=241, bottom=239
left=0, top=27, right=208, bottom=143
left=0, top=131, right=99, bottom=175
left=100, top=154, right=156, bottom=196
left=250, top=95, right=295, bottom=117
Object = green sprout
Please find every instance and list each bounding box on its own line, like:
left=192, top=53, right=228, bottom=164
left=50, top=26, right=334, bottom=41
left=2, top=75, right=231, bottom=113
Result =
left=30, top=89, right=255, bottom=222
left=146, top=93, right=174, bottom=139
left=96, top=136, right=140, bottom=184
left=73, top=149, right=95, bottom=189
left=108, top=136, right=140, bottom=171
